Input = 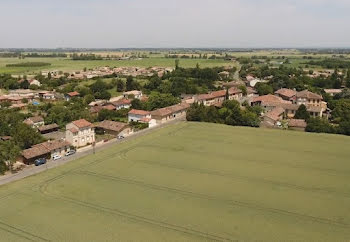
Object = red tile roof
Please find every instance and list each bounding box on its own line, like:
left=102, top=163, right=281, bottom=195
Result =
left=128, top=109, right=151, bottom=116
left=264, top=107, right=285, bottom=121
left=288, top=119, right=307, bottom=128
left=22, top=140, right=70, bottom=159
left=296, top=90, right=323, bottom=100
left=275, top=88, right=297, bottom=98
left=252, top=94, right=289, bottom=104
left=112, top=99, right=132, bottom=106
left=67, top=91, right=80, bottom=97
left=150, top=103, right=190, bottom=118
left=228, top=87, right=242, bottom=95
left=72, top=119, right=92, bottom=129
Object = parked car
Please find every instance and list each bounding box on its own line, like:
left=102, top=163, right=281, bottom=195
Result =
left=65, top=150, right=76, bottom=156
left=34, top=158, right=47, bottom=166
left=117, top=135, right=125, bottom=140
left=52, top=154, right=62, bottom=161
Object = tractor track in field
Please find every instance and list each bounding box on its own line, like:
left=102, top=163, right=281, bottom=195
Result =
left=124, top=157, right=350, bottom=199
left=117, top=145, right=350, bottom=199
left=72, top=170, right=350, bottom=230
left=0, top=220, right=50, bottom=242
left=137, top=143, right=350, bottom=176
left=38, top=176, right=234, bottom=242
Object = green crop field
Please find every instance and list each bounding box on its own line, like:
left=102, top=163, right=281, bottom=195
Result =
left=0, top=57, right=234, bottom=75
left=0, top=122, right=350, bottom=241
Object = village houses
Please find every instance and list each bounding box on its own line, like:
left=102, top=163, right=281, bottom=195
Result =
left=195, top=87, right=243, bottom=106
left=66, top=119, right=95, bottom=148
left=21, top=140, right=71, bottom=164
left=23, top=116, right=45, bottom=128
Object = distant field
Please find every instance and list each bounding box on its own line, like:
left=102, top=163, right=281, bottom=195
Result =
left=1, top=122, right=350, bottom=241
left=0, top=57, right=234, bottom=75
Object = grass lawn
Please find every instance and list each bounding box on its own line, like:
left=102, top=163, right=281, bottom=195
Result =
left=0, top=122, right=350, bottom=241
left=0, top=57, right=234, bottom=75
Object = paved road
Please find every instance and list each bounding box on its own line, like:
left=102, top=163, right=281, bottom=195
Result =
left=0, top=119, right=184, bottom=187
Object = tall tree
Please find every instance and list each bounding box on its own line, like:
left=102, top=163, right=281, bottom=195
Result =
left=294, top=104, right=310, bottom=120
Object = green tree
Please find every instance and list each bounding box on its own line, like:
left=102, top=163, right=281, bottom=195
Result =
left=11, top=123, right=44, bottom=149
left=305, top=118, right=335, bottom=134
left=126, top=76, right=140, bottom=91
left=294, top=104, right=310, bottom=120
left=0, top=141, right=20, bottom=173
left=116, top=79, right=125, bottom=92
left=84, top=94, right=95, bottom=105
left=255, top=83, right=273, bottom=95
left=175, top=59, right=180, bottom=70
left=131, top=99, right=143, bottom=110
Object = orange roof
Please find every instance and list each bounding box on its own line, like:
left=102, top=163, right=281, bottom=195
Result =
left=275, top=88, right=297, bottom=98
left=128, top=109, right=150, bottom=116
left=72, top=119, right=92, bottom=128
left=139, top=117, right=152, bottom=123
left=151, top=103, right=190, bottom=118
left=265, top=107, right=285, bottom=121
left=22, top=140, right=70, bottom=159
left=252, top=94, right=288, bottom=104
left=228, top=87, right=242, bottom=95
left=196, top=89, right=226, bottom=101
left=112, top=99, right=132, bottom=106
left=67, top=91, right=80, bottom=97
left=288, top=119, right=307, bottom=128
left=103, top=104, right=116, bottom=111
left=296, top=90, right=322, bottom=100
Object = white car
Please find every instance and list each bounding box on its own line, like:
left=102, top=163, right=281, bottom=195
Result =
left=52, top=154, right=62, bottom=161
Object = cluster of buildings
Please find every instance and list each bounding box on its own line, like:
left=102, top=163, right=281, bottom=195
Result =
left=127, top=102, right=190, bottom=127
left=42, top=66, right=174, bottom=80
left=0, top=89, right=60, bottom=109
left=19, top=89, right=191, bottom=164
left=252, top=88, right=328, bottom=129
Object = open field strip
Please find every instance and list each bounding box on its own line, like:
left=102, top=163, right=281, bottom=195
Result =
left=0, top=57, right=234, bottom=75
left=0, top=122, right=350, bottom=241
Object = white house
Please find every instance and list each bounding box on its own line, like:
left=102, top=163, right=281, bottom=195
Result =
left=123, top=90, right=143, bottom=99
left=128, top=109, right=151, bottom=123
left=23, top=116, right=45, bottom=128
left=28, top=79, right=41, bottom=87
left=66, top=119, right=95, bottom=148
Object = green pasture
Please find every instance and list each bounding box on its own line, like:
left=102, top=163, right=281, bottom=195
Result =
left=0, top=122, right=350, bottom=241
left=0, top=57, right=234, bottom=75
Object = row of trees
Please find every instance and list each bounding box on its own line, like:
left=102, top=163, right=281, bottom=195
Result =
left=186, top=101, right=261, bottom=128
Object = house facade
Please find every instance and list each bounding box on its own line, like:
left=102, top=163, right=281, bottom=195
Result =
left=65, top=91, right=80, bottom=101
left=23, top=116, right=45, bottom=128
left=112, top=99, right=132, bottom=110
left=66, top=119, right=95, bottom=148
left=128, top=109, right=151, bottom=123
left=123, top=90, right=143, bottom=99
left=151, top=103, right=190, bottom=124
left=21, top=140, right=71, bottom=164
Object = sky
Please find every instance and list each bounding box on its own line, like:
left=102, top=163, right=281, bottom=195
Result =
left=0, top=0, right=349, bottom=48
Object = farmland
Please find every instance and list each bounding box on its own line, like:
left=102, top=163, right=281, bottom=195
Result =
left=0, top=57, right=234, bottom=75
left=0, top=122, right=350, bottom=241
